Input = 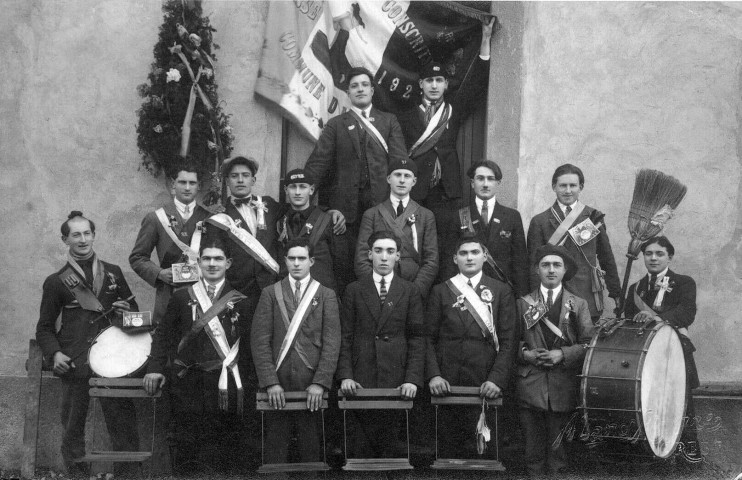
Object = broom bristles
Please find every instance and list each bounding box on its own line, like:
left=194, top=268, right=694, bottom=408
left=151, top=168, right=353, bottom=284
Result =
left=626, top=169, right=687, bottom=256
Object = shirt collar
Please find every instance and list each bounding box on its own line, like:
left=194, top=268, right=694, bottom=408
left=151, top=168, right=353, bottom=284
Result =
left=230, top=194, right=253, bottom=205
left=648, top=268, right=669, bottom=281
left=557, top=200, right=581, bottom=215
left=174, top=197, right=196, bottom=214
left=290, top=274, right=312, bottom=289
left=390, top=194, right=409, bottom=208
left=456, top=271, right=483, bottom=288
left=540, top=283, right=563, bottom=302
left=475, top=196, right=496, bottom=210
left=203, top=278, right=226, bottom=295
left=351, top=105, right=373, bottom=119
left=373, top=271, right=394, bottom=285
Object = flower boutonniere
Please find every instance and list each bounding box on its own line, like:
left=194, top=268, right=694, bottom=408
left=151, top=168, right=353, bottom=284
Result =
left=106, top=272, right=119, bottom=292
left=168, top=214, right=179, bottom=230
left=249, top=198, right=268, bottom=230
left=499, top=230, right=512, bottom=239
left=452, top=294, right=467, bottom=311
left=369, top=116, right=375, bottom=122
left=312, top=297, right=319, bottom=307
left=407, top=214, right=416, bottom=225
left=564, top=298, right=576, bottom=320
left=305, top=223, right=314, bottom=235
left=277, top=217, right=287, bottom=242
left=188, top=298, right=199, bottom=322
left=226, top=301, right=240, bottom=337
left=479, top=288, right=493, bottom=304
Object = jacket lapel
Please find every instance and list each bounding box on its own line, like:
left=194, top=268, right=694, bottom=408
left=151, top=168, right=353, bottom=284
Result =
left=376, top=275, right=402, bottom=333
left=281, top=277, right=298, bottom=317
left=343, top=112, right=362, bottom=158
left=527, top=288, right=549, bottom=347
left=163, top=202, right=185, bottom=237
left=360, top=275, right=381, bottom=323
left=558, top=291, right=575, bottom=345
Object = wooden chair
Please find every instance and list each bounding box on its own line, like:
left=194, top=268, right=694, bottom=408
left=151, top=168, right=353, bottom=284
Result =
left=256, top=391, right=331, bottom=473
left=338, top=388, right=413, bottom=471
left=430, top=386, right=505, bottom=471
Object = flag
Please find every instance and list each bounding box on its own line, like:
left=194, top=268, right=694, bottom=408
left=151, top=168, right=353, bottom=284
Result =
left=255, top=1, right=494, bottom=141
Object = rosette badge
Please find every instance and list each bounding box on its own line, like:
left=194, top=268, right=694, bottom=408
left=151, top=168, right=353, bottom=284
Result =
left=480, top=288, right=493, bottom=303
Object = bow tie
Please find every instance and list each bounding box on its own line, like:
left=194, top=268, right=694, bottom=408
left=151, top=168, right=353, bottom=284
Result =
left=233, top=196, right=252, bottom=206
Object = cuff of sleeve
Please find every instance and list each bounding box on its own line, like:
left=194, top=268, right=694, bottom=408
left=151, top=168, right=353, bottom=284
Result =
left=479, top=54, right=491, bottom=61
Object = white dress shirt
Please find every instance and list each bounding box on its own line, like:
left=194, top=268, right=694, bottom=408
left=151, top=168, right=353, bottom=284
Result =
left=290, top=274, right=312, bottom=302
left=456, top=271, right=483, bottom=290
left=372, top=271, right=394, bottom=297
left=540, top=284, right=563, bottom=306
left=203, top=278, right=226, bottom=300
left=390, top=194, right=409, bottom=213
left=557, top=200, right=581, bottom=218
left=351, top=104, right=373, bottom=119
left=174, top=198, right=196, bottom=222
left=475, top=196, right=496, bottom=224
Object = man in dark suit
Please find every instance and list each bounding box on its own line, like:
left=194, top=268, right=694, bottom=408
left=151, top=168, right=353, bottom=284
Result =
left=130, top=164, right=210, bottom=324
left=515, top=245, right=593, bottom=476
left=355, top=158, right=439, bottom=299
left=397, top=19, right=494, bottom=283
left=304, top=66, right=409, bottom=257
left=624, top=236, right=701, bottom=463
left=426, top=235, right=517, bottom=458
left=448, top=160, right=529, bottom=296
left=527, top=163, right=621, bottom=322
left=251, top=238, right=341, bottom=464
left=36, top=211, right=139, bottom=473
left=277, top=168, right=350, bottom=296
left=338, top=231, right=426, bottom=457
left=144, top=236, right=254, bottom=473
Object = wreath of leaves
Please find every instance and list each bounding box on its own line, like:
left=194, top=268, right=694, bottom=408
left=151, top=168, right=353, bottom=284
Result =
left=136, top=0, right=233, bottom=188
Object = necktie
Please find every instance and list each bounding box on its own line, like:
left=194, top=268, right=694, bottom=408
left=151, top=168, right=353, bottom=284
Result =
left=424, top=103, right=434, bottom=125
left=291, top=211, right=303, bottom=237
left=649, top=274, right=657, bottom=292
left=207, top=284, right=216, bottom=301
left=396, top=200, right=404, bottom=217
left=294, top=280, right=302, bottom=307
left=183, top=204, right=191, bottom=221
left=467, top=279, right=474, bottom=289
left=233, top=196, right=252, bottom=206
left=565, top=205, right=572, bottom=217
left=481, top=200, right=489, bottom=225
left=362, top=110, right=367, bottom=119
left=379, top=278, right=387, bottom=304
left=547, top=289, right=553, bottom=310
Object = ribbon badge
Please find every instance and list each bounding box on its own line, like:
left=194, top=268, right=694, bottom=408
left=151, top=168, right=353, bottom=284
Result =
left=452, top=295, right=467, bottom=311
left=250, top=199, right=268, bottom=230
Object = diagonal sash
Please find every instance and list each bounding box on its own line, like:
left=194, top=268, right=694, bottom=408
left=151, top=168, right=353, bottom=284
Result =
left=275, top=279, right=321, bottom=371
left=155, top=208, right=201, bottom=263
left=447, top=278, right=499, bottom=352
left=457, top=208, right=514, bottom=290
left=378, top=202, right=421, bottom=256
left=409, top=103, right=452, bottom=158
left=206, top=214, right=280, bottom=274
left=348, top=110, right=388, bottom=153
left=547, top=204, right=586, bottom=246
left=522, top=294, right=566, bottom=344
left=59, top=254, right=105, bottom=312
left=632, top=288, right=690, bottom=338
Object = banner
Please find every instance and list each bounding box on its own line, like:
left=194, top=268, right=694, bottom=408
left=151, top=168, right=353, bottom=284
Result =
left=255, top=1, right=494, bottom=140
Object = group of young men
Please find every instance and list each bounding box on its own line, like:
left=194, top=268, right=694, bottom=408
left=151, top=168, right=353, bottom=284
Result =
left=36, top=18, right=699, bottom=477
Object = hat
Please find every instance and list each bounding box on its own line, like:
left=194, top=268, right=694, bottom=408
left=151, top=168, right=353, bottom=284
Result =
left=533, top=244, right=578, bottom=282
left=387, top=158, right=418, bottom=176
left=221, top=156, right=259, bottom=176
left=284, top=168, right=315, bottom=186
left=419, top=61, right=448, bottom=80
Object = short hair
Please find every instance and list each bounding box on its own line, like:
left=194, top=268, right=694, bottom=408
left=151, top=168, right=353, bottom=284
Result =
left=641, top=236, right=675, bottom=257
left=199, top=236, right=231, bottom=259
left=224, top=156, right=259, bottom=176
left=285, top=237, right=314, bottom=258
left=347, top=67, right=374, bottom=87
left=61, top=211, right=95, bottom=237
left=454, top=234, right=485, bottom=254
left=367, top=230, right=401, bottom=251
left=169, top=161, right=202, bottom=181
left=467, top=160, right=503, bottom=181
left=551, top=163, right=584, bottom=187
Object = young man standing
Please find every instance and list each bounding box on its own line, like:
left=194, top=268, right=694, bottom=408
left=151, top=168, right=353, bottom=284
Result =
left=251, top=238, right=341, bottom=465
left=355, top=158, right=438, bottom=299
left=130, top=164, right=210, bottom=324
left=515, top=244, right=593, bottom=476
left=527, top=163, right=621, bottom=322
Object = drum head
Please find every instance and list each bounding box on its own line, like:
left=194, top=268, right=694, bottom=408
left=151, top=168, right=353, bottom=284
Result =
left=640, top=324, right=686, bottom=458
left=89, top=326, right=152, bottom=378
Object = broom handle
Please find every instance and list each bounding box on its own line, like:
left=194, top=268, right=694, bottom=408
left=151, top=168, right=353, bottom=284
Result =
left=617, top=255, right=636, bottom=317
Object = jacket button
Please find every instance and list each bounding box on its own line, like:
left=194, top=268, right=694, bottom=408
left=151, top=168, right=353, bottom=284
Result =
left=383, top=336, right=389, bottom=341
left=375, top=336, right=379, bottom=340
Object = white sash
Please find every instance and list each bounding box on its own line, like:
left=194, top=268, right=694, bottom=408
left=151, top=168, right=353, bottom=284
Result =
left=207, top=214, right=280, bottom=274
left=355, top=111, right=388, bottom=152
left=192, top=281, right=243, bottom=399
left=275, top=279, right=321, bottom=371
left=410, top=102, right=452, bottom=152
left=547, top=203, right=586, bottom=246
left=155, top=208, right=202, bottom=263
left=450, top=275, right=498, bottom=349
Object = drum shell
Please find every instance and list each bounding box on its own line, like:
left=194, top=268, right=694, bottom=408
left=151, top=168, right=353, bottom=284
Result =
left=88, top=326, right=152, bottom=378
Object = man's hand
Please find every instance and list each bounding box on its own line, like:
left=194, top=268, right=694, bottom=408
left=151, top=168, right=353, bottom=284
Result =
left=111, top=300, right=132, bottom=315
left=538, top=349, right=565, bottom=368
left=267, top=384, right=285, bottom=409
left=480, top=381, right=502, bottom=399
left=340, top=379, right=362, bottom=396
left=157, top=268, right=175, bottom=286
left=399, top=383, right=417, bottom=400
left=52, top=351, right=75, bottom=375
left=428, top=376, right=451, bottom=396
left=143, top=373, right=166, bottom=395
left=523, top=347, right=548, bottom=367
left=611, top=295, right=624, bottom=316
left=632, top=311, right=656, bottom=324
left=482, top=17, right=495, bottom=38
left=306, top=384, right=324, bottom=412
left=329, top=210, right=346, bottom=235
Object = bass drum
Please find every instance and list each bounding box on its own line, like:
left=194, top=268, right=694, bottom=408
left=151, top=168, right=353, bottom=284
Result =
left=580, top=320, right=686, bottom=458
left=89, top=326, right=152, bottom=378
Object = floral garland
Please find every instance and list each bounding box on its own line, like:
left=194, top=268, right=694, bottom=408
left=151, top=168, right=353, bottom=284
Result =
left=136, top=0, right=234, bottom=206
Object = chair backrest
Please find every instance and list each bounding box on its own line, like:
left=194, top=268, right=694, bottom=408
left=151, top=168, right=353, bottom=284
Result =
left=338, top=388, right=412, bottom=410
left=256, top=391, right=328, bottom=411
left=430, top=386, right=502, bottom=406
left=88, top=377, right=162, bottom=398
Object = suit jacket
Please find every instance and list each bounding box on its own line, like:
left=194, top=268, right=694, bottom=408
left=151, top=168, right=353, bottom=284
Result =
left=624, top=269, right=698, bottom=388
left=338, top=275, right=425, bottom=388
left=452, top=200, right=529, bottom=297
left=304, top=108, right=408, bottom=224
left=527, top=202, right=620, bottom=317
left=355, top=199, right=439, bottom=297
left=425, top=275, right=517, bottom=389
left=223, top=197, right=281, bottom=298
left=129, top=202, right=210, bottom=323
left=251, top=278, right=340, bottom=391
left=36, top=260, right=139, bottom=378
left=148, top=280, right=251, bottom=413
left=397, top=57, right=490, bottom=202
left=514, top=288, right=593, bottom=412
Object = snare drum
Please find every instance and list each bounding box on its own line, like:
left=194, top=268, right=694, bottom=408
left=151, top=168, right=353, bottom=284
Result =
left=580, top=320, right=686, bottom=458
left=88, top=326, right=152, bottom=378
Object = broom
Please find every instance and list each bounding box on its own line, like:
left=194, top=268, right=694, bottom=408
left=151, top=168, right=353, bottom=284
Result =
left=617, top=169, right=687, bottom=316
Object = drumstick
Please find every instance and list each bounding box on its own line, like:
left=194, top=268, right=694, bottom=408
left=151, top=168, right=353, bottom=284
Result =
left=92, top=295, right=137, bottom=323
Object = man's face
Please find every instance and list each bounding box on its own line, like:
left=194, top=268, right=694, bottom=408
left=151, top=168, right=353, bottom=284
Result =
left=387, top=170, right=417, bottom=197
left=172, top=170, right=199, bottom=204
left=199, top=247, right=231, bottom=284
left=538, top=254, right=566, bottom=289
left=226, top=165, right=256, bottom=198
left=470, top=166, right=499, bottom=201
left=64, top=218, right=95, bottom=257
left=419, top=76, right=448, bottom=103
left=285, top=246, right=314, bottom=281
left=643, top=243, right=672, bottom=275
left=284, top=182, right=315, bottom=209
left=552, top=173, right=582, bottom=206
left=348, top=73, right=374, bottom=109
left=368, top=238, right=400, bottom=276
left=454, top=241, right=485, bottom=277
